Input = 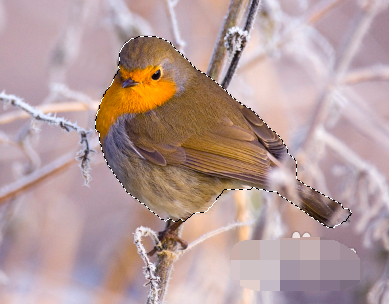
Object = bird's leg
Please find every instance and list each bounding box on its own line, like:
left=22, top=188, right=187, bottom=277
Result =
left=148, top=220, right=187, bottom=256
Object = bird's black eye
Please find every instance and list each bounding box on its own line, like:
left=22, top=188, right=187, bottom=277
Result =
left=151, top=69, right=161, bottom=80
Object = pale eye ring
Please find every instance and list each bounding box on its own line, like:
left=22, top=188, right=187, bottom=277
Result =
left=151, top=69, right=161, bottom=80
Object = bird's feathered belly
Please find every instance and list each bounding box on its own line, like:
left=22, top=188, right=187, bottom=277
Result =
left=102, top=114, right=234, bottom=220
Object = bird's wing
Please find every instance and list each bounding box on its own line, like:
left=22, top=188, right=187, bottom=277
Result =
left=129, top=121, right=271, bottom=186
left=240, top=106, right=287, bottom=160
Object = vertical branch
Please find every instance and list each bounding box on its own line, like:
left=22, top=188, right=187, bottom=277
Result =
left=207, top=0, right=249, bottom=80
left=146, top=224, right=182, bottom=304
left=221, top=0, right=262, bottom=89
left=133, top=227, right=162, bottom=304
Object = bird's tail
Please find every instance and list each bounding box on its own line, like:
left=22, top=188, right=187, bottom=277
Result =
left=279, top=180, right=351, bottom=228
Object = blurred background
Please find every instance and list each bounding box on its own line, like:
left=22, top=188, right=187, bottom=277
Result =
left=0, top=0, right=388, bottom=303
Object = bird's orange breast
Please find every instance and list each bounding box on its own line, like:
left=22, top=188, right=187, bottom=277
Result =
left=96, top=67, right=177, bottom=139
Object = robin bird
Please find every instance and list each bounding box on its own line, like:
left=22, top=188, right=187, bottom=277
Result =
left=95, top=36, right=350, bottom=246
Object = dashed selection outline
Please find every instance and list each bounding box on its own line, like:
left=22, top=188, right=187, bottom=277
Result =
left=95, top=35, right=352, bottom=229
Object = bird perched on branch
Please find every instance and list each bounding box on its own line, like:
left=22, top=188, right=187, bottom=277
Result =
left=96, top=36, right=350, bottom=249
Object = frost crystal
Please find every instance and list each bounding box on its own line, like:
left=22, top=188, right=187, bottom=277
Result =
left=224, top=27, right=250, bottom=54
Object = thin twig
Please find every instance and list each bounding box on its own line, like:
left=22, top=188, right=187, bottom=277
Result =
left=182, top=220, right=255, bottom=254
left=207, top=0, right=248, bottom=81
left=134, top=227, right=162, bottom=304
left=316, top=128, right=385, bottom=184
left=340, top=88, right=388, bottom=150
left=16, top=127, right=42, bottom=174
left=341, top=65, right=389, bottom=84
left=306, top=0, right=347, bottom=24
left=163, top=0, right=185, bottom=53
left=0, top=92, right=88, bottom=134
left=0, top=92, right=95, bottom=185
left=0, top=151, right=78, bottom=204
left=221, top=0, right=261, bottom=89
left=0, top=129, right=41, bottom=174
left=0, top=101, right=99, bottom=125
left=0, top=131, right=15, bottom=146
left=334, top=1, right=383, bottom=79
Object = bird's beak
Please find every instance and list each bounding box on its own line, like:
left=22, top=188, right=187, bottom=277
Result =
left=122, top=78, right=139, bottom=88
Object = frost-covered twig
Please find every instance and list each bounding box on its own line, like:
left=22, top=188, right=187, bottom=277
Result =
left=0, top=101, right=99, bottom=125
left=221, top=0, right=261, bottom=89
left=163, top=0, right=185, bottom=53
left=224, top=27, right=250, bottom=55
left=138, top=219, right=255, bottom=303
left=134, top=227, right=162, bottom=304
left=146, top=223, right=183, bottom=304
left=0, top=92, right=95, bottom=185
left=207, top=0, right=248, bottom=81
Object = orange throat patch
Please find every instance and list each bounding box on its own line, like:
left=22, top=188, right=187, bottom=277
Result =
left=96, top=66, right=177, bottom=139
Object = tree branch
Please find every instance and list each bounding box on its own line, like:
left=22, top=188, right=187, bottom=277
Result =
left=147, top=223, right=183, bottom=304
left=221, top=0, right=261, bottom=89
left=207, top=0, right=248, bottom=81
left=134, top=227, right=162, bottom=304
